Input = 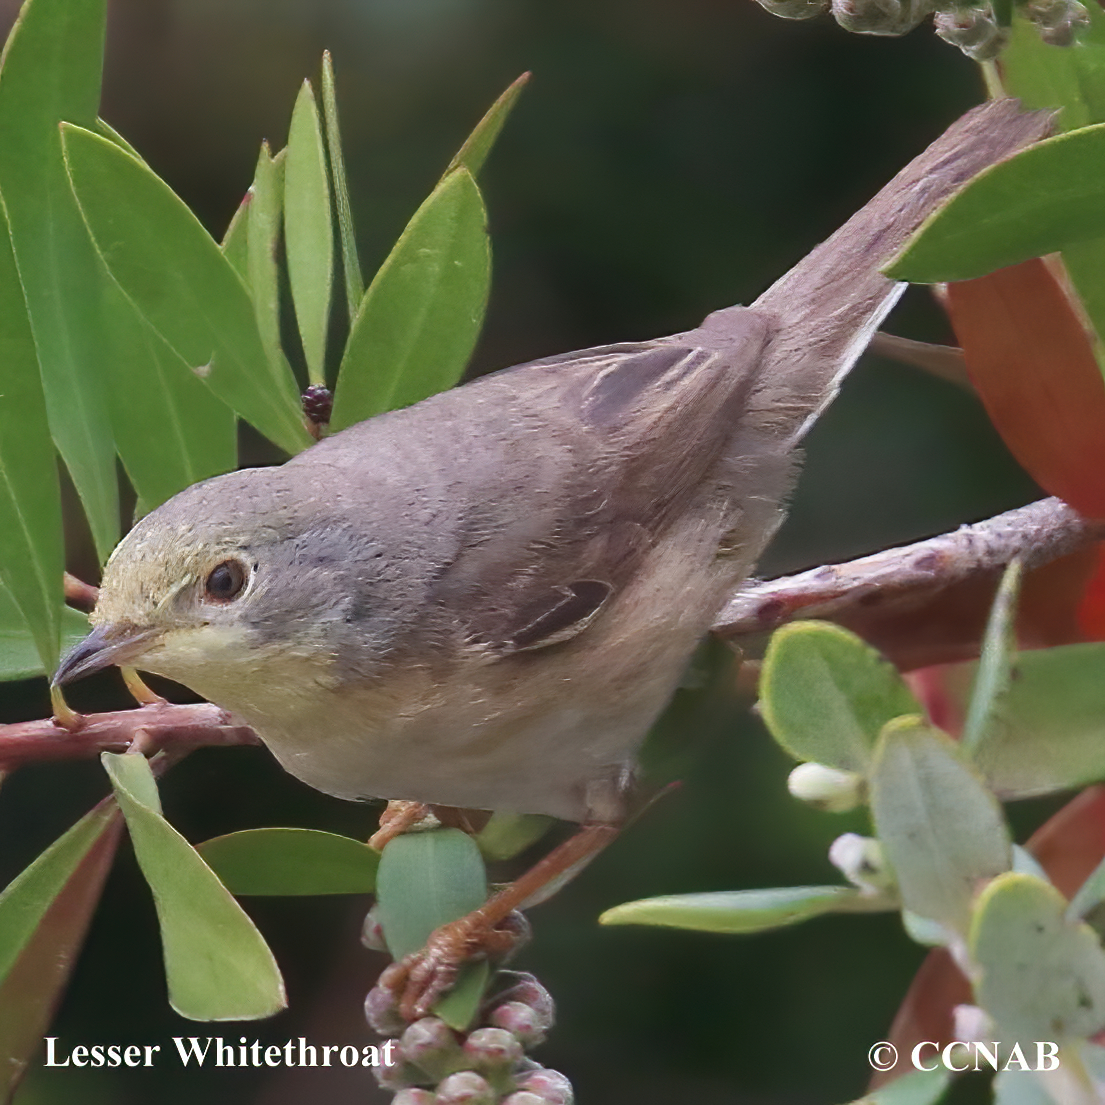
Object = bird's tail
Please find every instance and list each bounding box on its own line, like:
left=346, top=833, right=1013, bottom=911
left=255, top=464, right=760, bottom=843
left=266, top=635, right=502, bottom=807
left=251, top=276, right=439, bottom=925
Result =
left=708, top=98, right=1054, bottom=448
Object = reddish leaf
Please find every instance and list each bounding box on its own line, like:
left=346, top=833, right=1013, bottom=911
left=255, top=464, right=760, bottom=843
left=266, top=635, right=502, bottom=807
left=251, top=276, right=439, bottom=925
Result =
left=0, top=806, right=122, bottom=1102
left=946, top=258, right=1105, bottom=519
left=1077, top=545, right=1105, bottom=641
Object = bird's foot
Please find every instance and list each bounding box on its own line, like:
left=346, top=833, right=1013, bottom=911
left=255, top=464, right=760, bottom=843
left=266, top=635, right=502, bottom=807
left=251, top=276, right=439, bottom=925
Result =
left=369, top=800, right=433, bottom=850
left=379, top=911, right=527, bottom=1021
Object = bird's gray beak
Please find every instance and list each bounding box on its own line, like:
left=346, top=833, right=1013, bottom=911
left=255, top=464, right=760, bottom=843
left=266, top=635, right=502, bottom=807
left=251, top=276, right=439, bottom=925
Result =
left=52, top=622, right=161, bottom=686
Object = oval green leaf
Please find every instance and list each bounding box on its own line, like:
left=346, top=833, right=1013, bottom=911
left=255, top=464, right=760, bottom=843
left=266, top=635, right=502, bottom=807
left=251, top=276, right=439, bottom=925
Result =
left=0, top=590, right=88, bottom=683
left=971, top=873, right=1105, bottom=1043
left=0, top=0, right=119, bottom=561
left=869, top=717, right=1011, bottom=936
left=599, top=885, right=879, bottom=933
left=885, top=124, right=1105, bottom=284
left=330, top=166, right=490, bottom=428
left=285, top=80, right=333, bottom=387
left=759, top=621, right=920, bottom=773
left=197, top=828, right=378, bottom=896
left=102, top=752, right=286, bottom=1021
left=60, top=123, right=311, bottom=456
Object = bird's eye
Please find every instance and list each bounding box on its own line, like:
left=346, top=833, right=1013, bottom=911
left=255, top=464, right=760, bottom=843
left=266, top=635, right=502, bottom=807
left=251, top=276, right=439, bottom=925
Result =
left=204, top=559, right=249, bottom=603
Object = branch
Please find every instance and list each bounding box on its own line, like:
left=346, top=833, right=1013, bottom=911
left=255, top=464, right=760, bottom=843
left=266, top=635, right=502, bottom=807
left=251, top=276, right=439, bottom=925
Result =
left=712, top=496, right=1105, bottom=643
left=0, top=702, right=259, bottom=773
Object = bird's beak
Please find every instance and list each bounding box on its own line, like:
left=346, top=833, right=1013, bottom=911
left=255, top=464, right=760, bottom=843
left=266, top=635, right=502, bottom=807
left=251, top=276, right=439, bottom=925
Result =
left=52, top=622, right=161, bottom=687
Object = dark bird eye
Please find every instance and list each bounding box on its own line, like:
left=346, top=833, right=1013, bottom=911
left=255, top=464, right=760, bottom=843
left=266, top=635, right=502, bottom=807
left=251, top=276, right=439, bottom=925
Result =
left=204, top=559, right=248, bottom=602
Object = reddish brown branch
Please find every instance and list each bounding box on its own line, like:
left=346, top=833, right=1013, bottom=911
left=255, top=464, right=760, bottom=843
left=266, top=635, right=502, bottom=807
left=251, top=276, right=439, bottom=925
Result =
left=712, top=497, right=1105, bottom=642
left=0, top=702, right=259, bottom=773
left=63, top=573, right=99, bottom=611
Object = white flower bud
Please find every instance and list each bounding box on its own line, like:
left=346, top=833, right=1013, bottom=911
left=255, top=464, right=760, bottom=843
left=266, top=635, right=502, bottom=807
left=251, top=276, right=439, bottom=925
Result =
left=829, top=833, right=896, bottom=894
left=754, top=0, right=830, bottom=19
left=787, top=762, right=864, bottom=812
left=934, top=7, right=1009, bottom=60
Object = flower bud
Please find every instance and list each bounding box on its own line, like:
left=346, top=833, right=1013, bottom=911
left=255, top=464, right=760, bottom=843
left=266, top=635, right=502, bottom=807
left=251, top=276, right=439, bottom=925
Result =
left=787, top=762, right=864, bottom=812
left=828, top=833, right=895, bottom=894
left=501, top=1094, right=547, bottom=1105
left=753, top=0, right=829, bottom=20
left=489, top=1001, right=549, bottom=1048
left=361, top=906, right=388, bottom=953
left=373, top=1056, right=423, bottom=1091
left=831, top=0, right=931, bottom=35
left=365, top=984, right=406, bottom=1036
left=393, top=1090, right=438, bottom=1105
left=934, top=7, right=1009, bottom=60
left=435, top=1070, right=497, bottom=1105
left=516, top=1067, right=574, bottom=1105
left=492, top=972, right=556, bottom=1025
left=1024, top=0, right=1089, bottom=45
left=953, top=1003, right=995, bottom=1044
left=463, top=1027, right=524, bottom=1071
left=400, top=1017, right=466, bottom=1081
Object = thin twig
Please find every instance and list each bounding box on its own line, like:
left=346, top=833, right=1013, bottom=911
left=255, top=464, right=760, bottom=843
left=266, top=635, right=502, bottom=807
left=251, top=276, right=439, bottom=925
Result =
left=712, top=496, right=1105, bottom=641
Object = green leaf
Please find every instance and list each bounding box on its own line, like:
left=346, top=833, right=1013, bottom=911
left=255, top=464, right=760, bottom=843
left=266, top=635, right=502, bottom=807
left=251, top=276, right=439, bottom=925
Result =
left=433, top=963, right=491, bottom=1033
left=0, top=198, right=64, bottom=673
left=599, top=885, right=883, bottom=933
left=103, top=280, right=237, bottom=512
left=970, top=642, right=1105, bottom=799
left=759, top=621, right=920, bottom=774
left=60, top=123, right=311, bottom=456
left=330, top=166, right=490, bottom=428
left=248, top=142, right=287, bottom=383
left=868, top=717, right=1010, bottom=935
left=846, top=1067, right=951, bottom=1105
left=445, top=72, right=530, bottom=179
left=0, top=0, right=119, bottom=561
left=961, top=559, right=1022, bottom=756
left=0, top=588, right=87, bottom=682
left=0, top=802, right=121, bottom=1099
left=0, top=803, right=118, bottom=987
left=285, top=80, right=333, bottom=387
left=884, top=123, right=1105, bottom=285
left=375, top=829, right=487, bottom=960
left=197, top=828, right=378, bottom=895
left=475, top=813, right=554, bottom=862
left=971, top=873, right=1105, bottom=1043
left=321, top=52, right=363, bottom=323
left=221, top=189, right=251, bottom=282
left=102, top=752, right=286, bottom=1020
left=93, top=116, right=144, bottom=160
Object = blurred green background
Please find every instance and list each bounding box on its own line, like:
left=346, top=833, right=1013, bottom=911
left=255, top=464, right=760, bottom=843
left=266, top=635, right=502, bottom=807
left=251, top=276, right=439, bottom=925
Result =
left=0, top=0, right=1052, bottom=1101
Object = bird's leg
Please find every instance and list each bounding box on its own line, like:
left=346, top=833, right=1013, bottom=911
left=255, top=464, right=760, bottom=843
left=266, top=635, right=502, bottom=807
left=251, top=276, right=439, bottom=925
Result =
left=369, top=800, right=434, bottom=850
left=380, top=819, right=619, bottom=1020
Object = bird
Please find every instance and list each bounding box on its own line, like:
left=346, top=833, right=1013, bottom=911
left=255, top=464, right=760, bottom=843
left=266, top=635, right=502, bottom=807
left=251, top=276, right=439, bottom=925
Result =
left=54, top=98, right=1049, bottom=1014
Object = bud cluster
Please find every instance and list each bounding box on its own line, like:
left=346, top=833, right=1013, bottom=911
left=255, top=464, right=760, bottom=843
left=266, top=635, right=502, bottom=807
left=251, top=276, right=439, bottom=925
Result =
left=750, top=0, right=1089, bottom=59
left=366, top=971, right=572, bottom=1104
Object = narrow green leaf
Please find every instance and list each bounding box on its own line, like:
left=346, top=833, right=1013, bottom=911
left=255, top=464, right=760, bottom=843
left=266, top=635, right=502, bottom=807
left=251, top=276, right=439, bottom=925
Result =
left=1066, top=852, right=1105, bottom=930
left=331, top=167, right=490, bottom=428
left=884, top=124, right=1105, bottom=285
left=248, top=143, right=286, bottom=380
left=970, top=642, right=1105, bottom=799
left=599, top=885, right=881, bottom=933
left=961, top=559, right=1022, bottom=756
left=102, top=752, right=286, bottom=1020
left=197, top=828, right=378, bottom=895
left=0, top=0, right=119, bottom=560
left=869, top=717, right=1011, bottom=935
left=103, top=278, right=237, bottom=512
left=93, top=117, right=143, bottom=161
left=221, top=190, right=251, bottom=283
left=375, top=829, right=487, bottom=961
left=759, top=621, right=920, bottom=774
left=60, top=123, right=311, bottom=456
left=0, top=588, right=87, bottom=682
left=0, top=803, right=118, bottom=986
left=971, top=873, right=1105, bottom=1043
left=0, top=803, right=121, bottom=1099
left=285, top=80, right=333, bottom=387
left=846, top=1067, right=951, bottom=1105
left=0, top=197, right=64, bottom=672
left=434, top=962, right=491, bottom=1033
left=321, top=52, right=363, bottom=323
left=446, top=72, right=530, bottom=179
